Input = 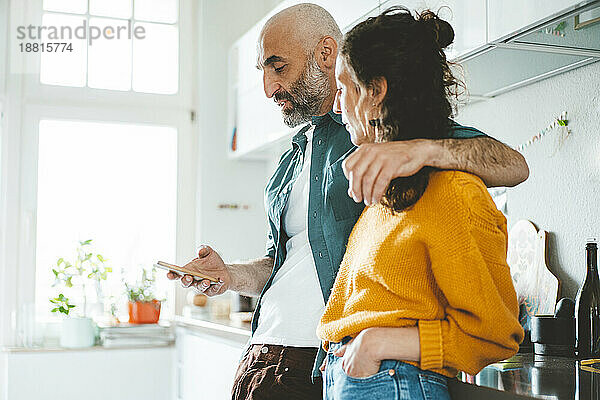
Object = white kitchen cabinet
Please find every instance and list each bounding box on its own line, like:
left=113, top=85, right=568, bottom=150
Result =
left=2, top=346, right=176, bottom=400
left=176, top=323, right=248, bottom=400
left=317, top=0, right=379, bottom=32
left=487, top=0, right=596, bottom=42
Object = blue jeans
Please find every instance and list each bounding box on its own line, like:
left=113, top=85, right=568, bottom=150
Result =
left=323, top=338, right=450, bottom=400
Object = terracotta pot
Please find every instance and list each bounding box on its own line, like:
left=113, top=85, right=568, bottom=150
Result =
left=128, top=300, right=161, bottom=324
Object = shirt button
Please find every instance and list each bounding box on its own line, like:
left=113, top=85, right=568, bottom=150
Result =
left=318, top=252, right=323, bottom=258
left=388, top=369, right=395, bottom=376
left=313, top=211, right=317, bottom=218
left=314, top=175, right=319, bottom=181
left=318, top=139, right=322, bottom=145
left=284, top=367, right=289, bottom=372
left=261, top=346, right=269, bottom=354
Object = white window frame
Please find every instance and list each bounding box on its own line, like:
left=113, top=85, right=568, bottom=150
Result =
left=24, top=0, right=192, bottom=108
left=0, top=0, right=198, bottom=346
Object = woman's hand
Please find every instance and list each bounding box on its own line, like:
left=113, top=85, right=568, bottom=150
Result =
left=334, top=327, right=421, bottom=378
left=334, top=328, right=383, bottom=378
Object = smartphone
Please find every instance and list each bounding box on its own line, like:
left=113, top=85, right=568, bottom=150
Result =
left=154, top=261, right=220, bottom=283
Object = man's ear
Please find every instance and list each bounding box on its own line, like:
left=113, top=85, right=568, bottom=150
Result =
left=369, top=76, right=388, bottom=107
left=315, top=36, right=338, bottom=70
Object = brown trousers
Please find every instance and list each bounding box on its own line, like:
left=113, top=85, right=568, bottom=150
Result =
left=231, top=344, right=323, bottom=400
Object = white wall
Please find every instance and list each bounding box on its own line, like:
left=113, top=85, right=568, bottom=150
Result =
left=194, top=0, right=283, bottom=264
left=456, top=61, right=600, bottom=299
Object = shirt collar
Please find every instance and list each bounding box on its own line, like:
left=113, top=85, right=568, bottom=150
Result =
left=311, top=110, right=344, bottom=127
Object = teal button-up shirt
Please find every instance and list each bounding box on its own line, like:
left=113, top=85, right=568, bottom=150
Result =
left=255, top=110, right=485, bottom=376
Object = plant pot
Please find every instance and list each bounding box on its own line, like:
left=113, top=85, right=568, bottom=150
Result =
left=128, top=300, right=161, bottom=324
left=60, top=317, right=96, bottom=348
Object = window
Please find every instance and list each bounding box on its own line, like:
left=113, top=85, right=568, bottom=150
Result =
left=40, top=0, right=179, bottom=94
left=1, top=0, right=193, bottom=344
left=35, top=120, right=177, bottom=319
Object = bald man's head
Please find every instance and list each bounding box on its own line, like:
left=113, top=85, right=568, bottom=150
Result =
left=260, top=3, right=342, bottom=55
left=257, top=4, right=342, bottom=127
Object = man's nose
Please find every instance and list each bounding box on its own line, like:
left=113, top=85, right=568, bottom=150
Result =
left=263, top=72, right=280, bottom=98
left=333, top=89, right=342, bottom=114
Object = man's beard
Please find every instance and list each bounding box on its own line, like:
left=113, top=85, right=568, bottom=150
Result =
left=274, top=55, right=332, bottom=128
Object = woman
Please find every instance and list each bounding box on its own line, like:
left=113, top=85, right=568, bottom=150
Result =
left=316, top=7, right=524, bottom=400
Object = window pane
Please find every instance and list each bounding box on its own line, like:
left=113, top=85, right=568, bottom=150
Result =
left=133, top=23, right=178, bottom=94
left=88, top=18, right=132, bottom=91
left=35, top=120, right=177, bottom=319
left=90, top=0, right=132, bottom=19
left=40, top=13, right=87, bottom=87
left=43, top=0, right=88, bottom=14
left=134, top=0, right=178, bottom=23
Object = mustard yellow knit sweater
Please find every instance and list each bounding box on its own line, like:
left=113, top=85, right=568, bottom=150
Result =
left=317, top=171, right=524, bottom=377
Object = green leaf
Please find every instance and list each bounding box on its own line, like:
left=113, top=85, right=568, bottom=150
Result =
left=106, top=267, right=112, bottom=273
left=57, top=258, right=64, bottom=266
left=52, top=269, right=59, bottom=277
left=68, top=304, right=76, bottom=308
left=80, top=239, right=92, bottom=246
left=51, top=307, right=59, bottom=313
left=97, top=254, right=105, bottom=262
left=65, top=277, right=73, bottom=288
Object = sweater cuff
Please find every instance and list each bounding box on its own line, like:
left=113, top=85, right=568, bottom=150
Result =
left=418, top=320, right=443, bottom=370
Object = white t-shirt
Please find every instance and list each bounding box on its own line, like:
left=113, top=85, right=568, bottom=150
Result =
left=251, top=126, right=325, bottom=347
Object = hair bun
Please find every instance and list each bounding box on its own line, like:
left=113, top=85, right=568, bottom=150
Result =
left=419, top=11, right=454, bottom=49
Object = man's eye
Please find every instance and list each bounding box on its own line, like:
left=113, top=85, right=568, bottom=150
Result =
left=274, top=65, right=286, bottom=73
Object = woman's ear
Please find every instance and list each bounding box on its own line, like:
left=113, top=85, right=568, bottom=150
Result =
left=369, top=76, right=388, bottom=107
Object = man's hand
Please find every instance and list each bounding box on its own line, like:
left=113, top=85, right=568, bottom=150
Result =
left=166, top=245, right=231, bottom=297
left=342, top=136, right=529, bottom=206
left=333, top=328, right=383, bottom=378
left=342, top=140, right=432, bottom=206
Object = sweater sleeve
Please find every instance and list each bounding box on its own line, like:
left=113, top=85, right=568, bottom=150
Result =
left=419, top=174, right=524, bottom=375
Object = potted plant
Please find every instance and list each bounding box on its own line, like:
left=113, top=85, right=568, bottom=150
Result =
left=50, top=239, right=112, bottom=347
left=125, top=267, right=162, bottom=324
left=50, top=293, right=96, bottom=348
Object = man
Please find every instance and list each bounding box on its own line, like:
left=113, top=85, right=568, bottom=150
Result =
left=168, top=4, right=529, bottom=399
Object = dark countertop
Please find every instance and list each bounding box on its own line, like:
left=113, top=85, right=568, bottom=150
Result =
left=461, top=353, right=600, bottom=399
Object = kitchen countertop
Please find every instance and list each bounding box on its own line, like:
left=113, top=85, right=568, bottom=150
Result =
left=2, top=343, right=174, bottom=353
left=462, top=353, right=600, bottom=399
left=174, top=315, right=251, bottom=344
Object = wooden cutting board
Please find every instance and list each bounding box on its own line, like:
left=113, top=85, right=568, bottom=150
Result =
left=507, top=220, right=560, bottom=330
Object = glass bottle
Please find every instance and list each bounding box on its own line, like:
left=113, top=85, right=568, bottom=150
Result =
left=575, top=239, right=600, bottom=357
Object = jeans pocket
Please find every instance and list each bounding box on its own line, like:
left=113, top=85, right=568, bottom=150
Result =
left=341, top=366, right=390, bottom=383
left=418, top=372, right=450, bottom=400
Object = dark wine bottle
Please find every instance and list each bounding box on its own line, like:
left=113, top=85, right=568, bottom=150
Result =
left=575, top=240, right=600, bottom=357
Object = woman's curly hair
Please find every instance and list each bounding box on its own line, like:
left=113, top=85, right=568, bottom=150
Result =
left=341, top=6, right=463, bottom=213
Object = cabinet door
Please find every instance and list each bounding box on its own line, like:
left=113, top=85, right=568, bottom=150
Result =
left=378, top=0, right=487, bottom=60
left=316, top=0, right=379, bottom=31
left=178, top=331, right=246, bottom=400
left=488, top=0, right=585, bottom=42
